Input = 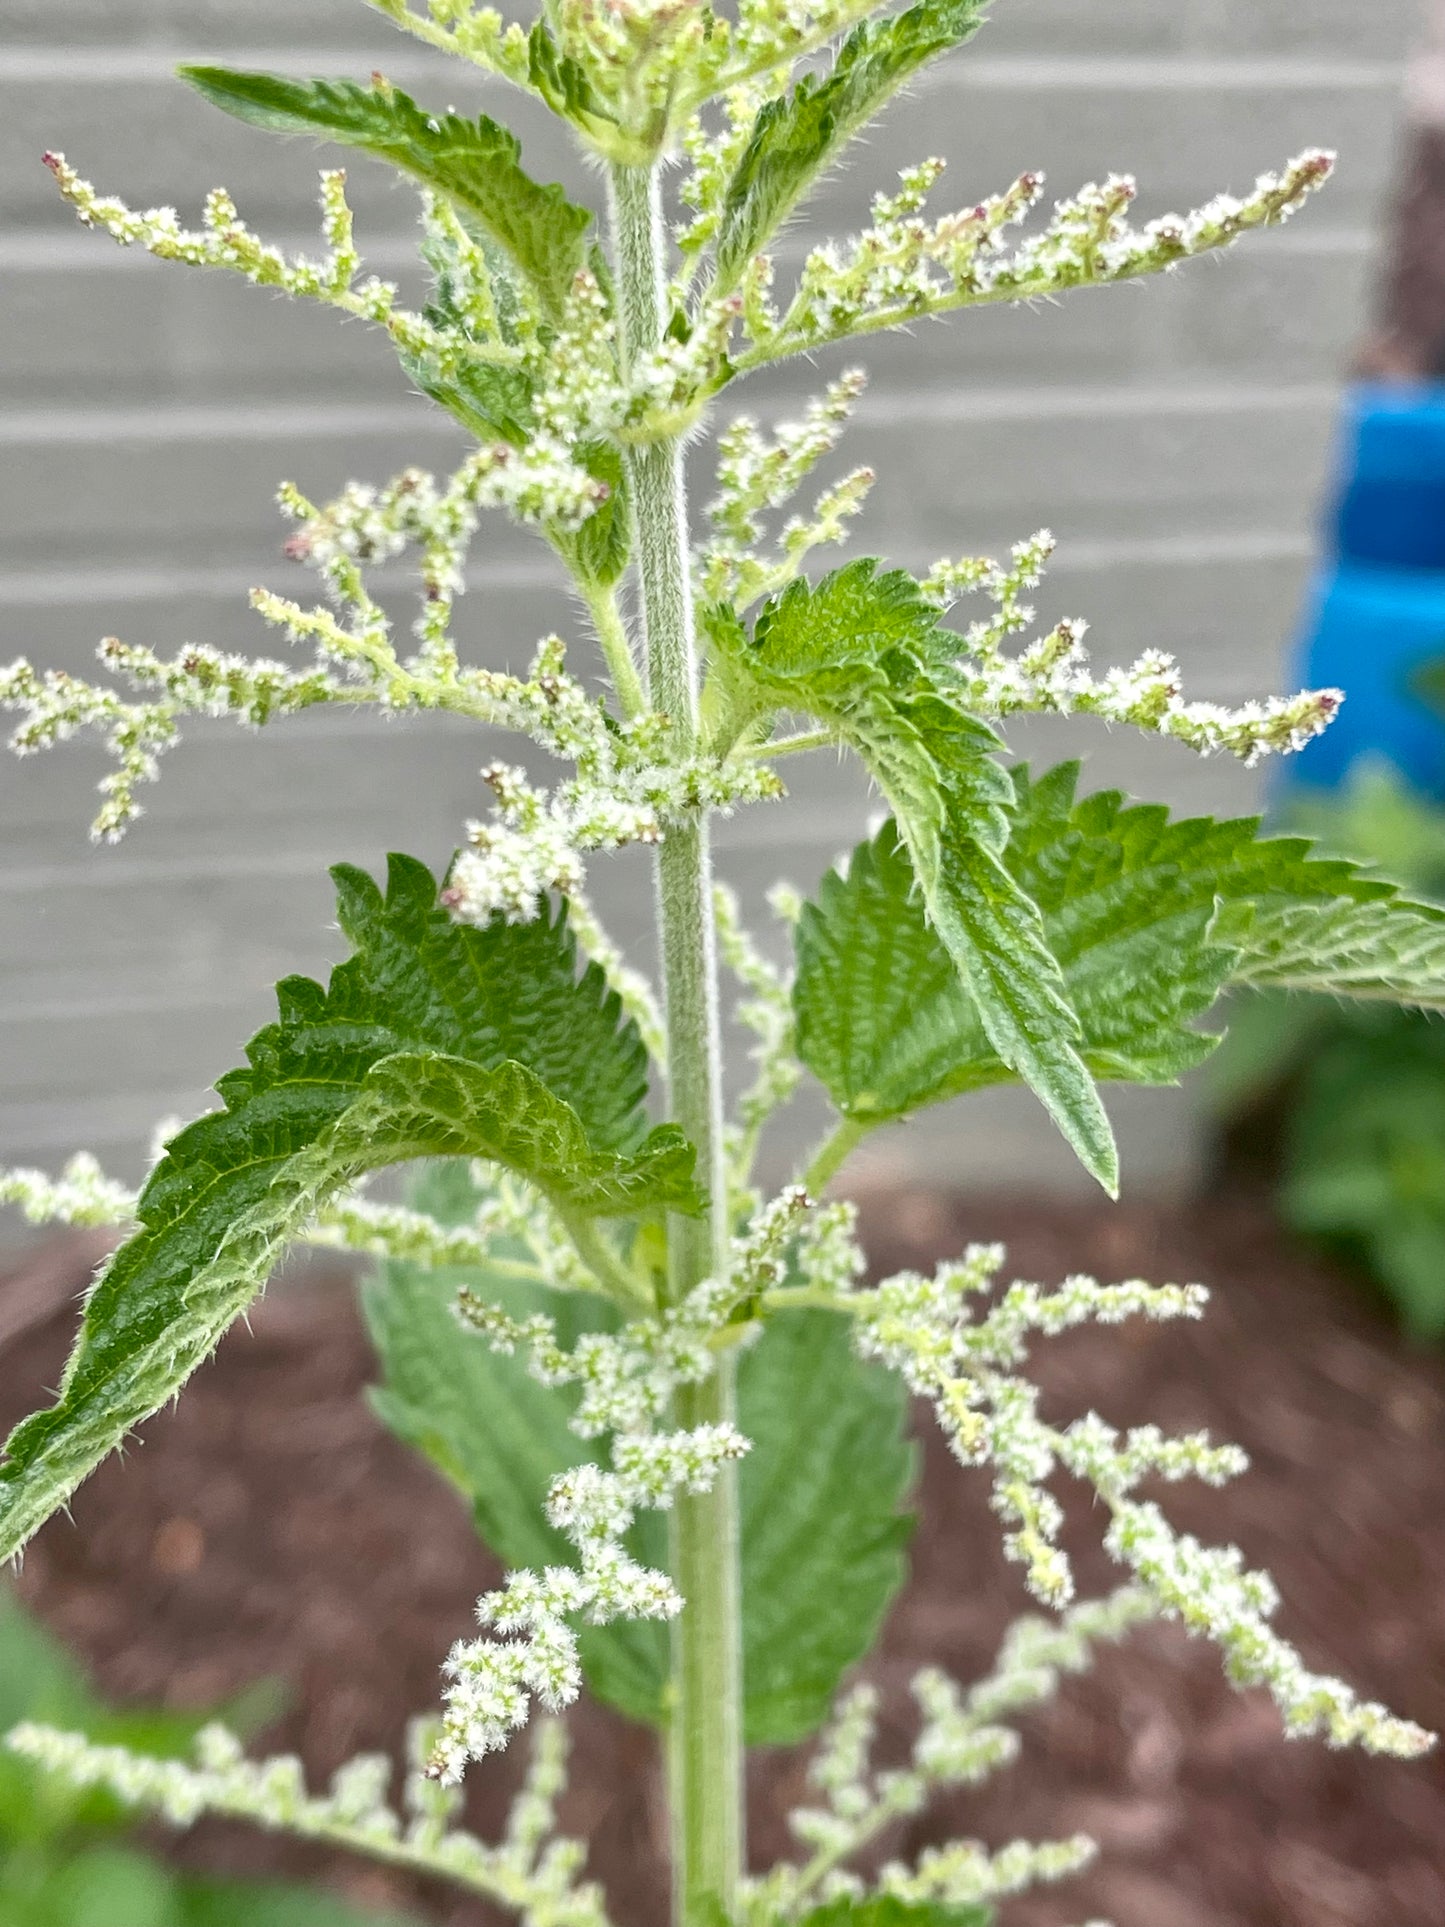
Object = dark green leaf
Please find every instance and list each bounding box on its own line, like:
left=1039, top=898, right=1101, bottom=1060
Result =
left=552, top=440, right=631, bottom=588
left=365, top=1165, right=915, bottom=1742
left=177, top=68, right=591, bottom=315
left=0, top=859, right=674, bottom=1561
left=713, top=0, right=988, bottom=292
left=1220, top=894, right=1445, bottom=1005
left=329, top=1053, right=702, bottom=1217
left=796, top=760, right=1445, bottom=1134
left=728, top=570, right=1116, bottom=1189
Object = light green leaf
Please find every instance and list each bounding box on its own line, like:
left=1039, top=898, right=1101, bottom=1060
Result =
left=179, top=1877, right=417, bottom=1926
left=726, top=569, right=1116, bottom=1190
left=1220, top=895, right=1445, bottom=1005
left=36, top=1847, right=183, bottom=1927
left=712, top=0, right=988, bottom=293
left=797, top=1897, right=992, bottom=1927
left=0, top=857, right=679, bottom=1562
left=330, top=1053, right=701, bottom=1217
left=364, top=1165, right=915, bottom=1742
left=177, top=67, right=591, bottom=315
left=795, top=760, right=1445, bottom=1133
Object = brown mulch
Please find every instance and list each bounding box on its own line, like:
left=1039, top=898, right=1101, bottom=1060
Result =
left=2, top=1188, right=1443, bottom=1927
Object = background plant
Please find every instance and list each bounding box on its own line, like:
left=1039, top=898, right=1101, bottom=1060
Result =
left=1212, top=763, right=1445, bottom=1341
left=0, top=2, right=1441, bottom=1925
left=0, top=1586, right=404, bottom=1927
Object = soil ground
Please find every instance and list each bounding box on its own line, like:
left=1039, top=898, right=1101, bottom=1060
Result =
left=2, top=1186, right=1442, bottom=1927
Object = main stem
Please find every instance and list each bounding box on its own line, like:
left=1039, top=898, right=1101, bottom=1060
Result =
left=608, top=162, right=743, bottom=1927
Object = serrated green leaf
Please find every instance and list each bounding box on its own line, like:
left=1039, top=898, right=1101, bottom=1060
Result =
left=177, top=67, right=591, bottom=315
left=712, top=0, right=988, bottom=293
left=727, top=569, right=1116, bottom=1189
left=1220, top=894, right=1445, bottom=1005
left=0, top=858, right=679, bottom=1561
left=797, top=1896, right=992, bottom=1927
left=364, top=1165, right=914, bottom=1742
left=795, top=760, right=1445, bottom=1133
left=330, top=1053, right=702, bottom=1217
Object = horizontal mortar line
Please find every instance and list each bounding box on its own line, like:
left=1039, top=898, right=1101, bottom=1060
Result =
left=0, top=846, right=362, bottom=892
left=0, top=556, right=559, bottom=606
left=852, top=379, right=1339, bottom=424
left=0, top=377, right=1340, bottom=448
left=2, top=47, right=467, bottom=84
left=4, top=47, right=1404, bottom=90
left=0, top=526, right=1312, bottom=614
left=1003, top=528, right=1316, bottom=572
left=0, top=400, right=460, bottom=445
left=0, top=807, right=876, bottom=896
left=932, top=54, right=1403, bottom=91
left=0, top=985, right=272, bottom=1026
left=0, top=1090, right=218, bottom=1146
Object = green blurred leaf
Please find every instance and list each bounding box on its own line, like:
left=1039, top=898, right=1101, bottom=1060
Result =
left=1284, top=1016, right=1445, bottom=1341
left=0, top=1590, right=277, bottom=1845
left=797, top=1896, right=992, bottom=1927
left=0, top=858, right=673, bottom=1561
left=713, top=0, right=987, bottom=293
left=177, top=68, right=591, bottom=315
left=364, top=1165, right=914, bottom=1742
left=179, top=1875, right=416, bottom=1926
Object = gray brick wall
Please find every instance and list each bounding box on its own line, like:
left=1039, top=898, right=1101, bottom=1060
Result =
left=0, top=0, right=1420, bottom=1201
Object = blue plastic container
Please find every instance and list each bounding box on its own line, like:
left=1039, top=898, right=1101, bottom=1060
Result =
left=1288, top=384, right=1445, bottom=797
left=1334, top=386, right=1445, bottom=571
left=1290, top=562, right=1445, bottom=796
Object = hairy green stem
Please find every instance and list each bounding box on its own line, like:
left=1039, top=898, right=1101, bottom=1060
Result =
left=609, top=161, right=743, bottom=1927
left=803, top=1115, right=869, bottom=1196
left=742, top=726, right=836, bottom=761
left=582, top=581, right=648, bottom=719
left=557, top=1209, right=654, bottom=1313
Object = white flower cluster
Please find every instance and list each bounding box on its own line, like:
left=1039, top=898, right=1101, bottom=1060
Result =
left=8, top=1714, right=609, bottom=1927
left=434, top=1421, right=748, bottom=1780
left=369, top=0, right=534, bottom=88
left=700, top=372, right=875, bottom=606
left=0, top=1152, right=134, bottom=1228
left=745, top=148, right=1335, bottom=365
left=458, top=1187, right=815, bottom=1435
left=443, top=739, right=784, bottom=927
left=763, top=1211, right=1431, bottom=1762
left=0, top=643, right=338, bottom=841
left=747, top=1586, right=1153, bottom=1922
left=0, top=1150, right=624, bottom=1302
left=676, top=82, right=776, bottom=268
left=0, top=424, right=650, bottom=839
left=714, top=882, right=804, bottom=1179
left=42, top=156, right=447, bottom=362
left=827, top=1237, right=1433, bottom=1759
left=923, top=529, right=1343, bottom=767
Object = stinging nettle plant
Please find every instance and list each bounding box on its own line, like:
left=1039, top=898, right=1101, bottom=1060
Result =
left=1, top=2, right=1442, bottom=1923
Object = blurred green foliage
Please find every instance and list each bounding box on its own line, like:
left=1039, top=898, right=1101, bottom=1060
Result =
left=0, top=1587, right=411, bottom=1926
left=1213, top=765, right=1445, bottom=1340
